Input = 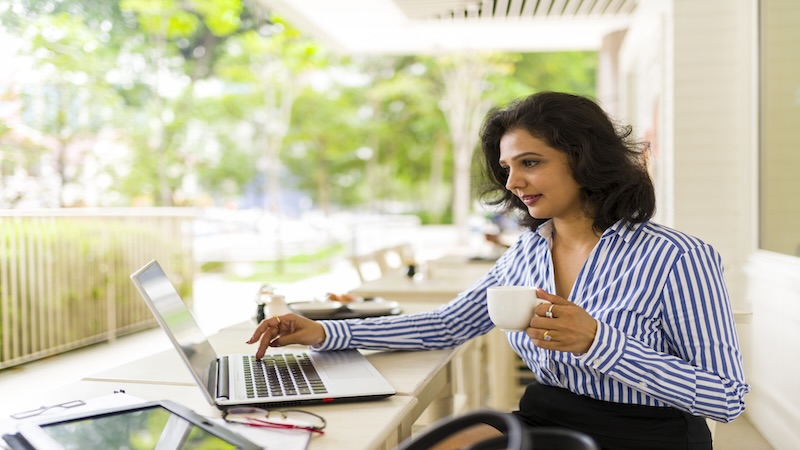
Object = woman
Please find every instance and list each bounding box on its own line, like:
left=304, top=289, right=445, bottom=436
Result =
left=248, top=92, right=749, bottom=449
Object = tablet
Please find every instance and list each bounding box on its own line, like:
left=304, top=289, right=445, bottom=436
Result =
left=4, top=400, right=260, bottom=450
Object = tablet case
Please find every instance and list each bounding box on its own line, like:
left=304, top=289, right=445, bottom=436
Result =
left=1, top=432, right=32, bottom=450
left=2, top=399, right=260, bottom=450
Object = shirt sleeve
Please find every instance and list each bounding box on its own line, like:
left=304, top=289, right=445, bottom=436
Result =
left=311, top=269, right=500, bottom=352
left=579, top=244, right=749, bottom=422
left=310, top=236, right=537, bottom=352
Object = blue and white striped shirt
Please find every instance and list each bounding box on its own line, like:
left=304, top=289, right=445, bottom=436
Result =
left=316, top=220, right=749, bottom=422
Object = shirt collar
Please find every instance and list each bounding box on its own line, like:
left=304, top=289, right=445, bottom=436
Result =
left=534, top=220, right=555, bottom=246
left=536, top=218, right=647, bottom=244
left=605, top=219, right=647, bottom=243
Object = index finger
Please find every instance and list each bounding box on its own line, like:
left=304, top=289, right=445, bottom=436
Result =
left=248, top=318, right=279, bottom=359
left=255, top=328, right=276, bottom=359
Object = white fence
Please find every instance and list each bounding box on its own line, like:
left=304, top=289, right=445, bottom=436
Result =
left=0, top=209, right=194, bottom=369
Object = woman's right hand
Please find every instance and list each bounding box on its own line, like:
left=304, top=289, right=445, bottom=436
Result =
left=246, top=313, right=326, bottom=359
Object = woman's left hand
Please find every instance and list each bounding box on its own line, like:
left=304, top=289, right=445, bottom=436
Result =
left=528, top=289, right=598, bottom=354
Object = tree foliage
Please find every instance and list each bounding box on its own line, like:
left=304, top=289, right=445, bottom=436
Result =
left=0, top=1, right=596, bottom=221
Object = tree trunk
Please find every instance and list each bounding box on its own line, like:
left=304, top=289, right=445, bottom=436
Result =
left=261, top=70, right=297, bottom=274
left=316, top=141, right=331, bottom=216
left=438, top=56, right=491, bottom=243
left=427, top=135, right=446, bottom=223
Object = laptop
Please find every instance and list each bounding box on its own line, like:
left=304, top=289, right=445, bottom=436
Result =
left=130, top=259, right=396, bottom=409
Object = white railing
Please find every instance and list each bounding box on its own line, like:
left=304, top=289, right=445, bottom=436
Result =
left=0, top=208, right=194, bottom=369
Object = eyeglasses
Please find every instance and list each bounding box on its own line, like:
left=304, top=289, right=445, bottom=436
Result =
left=10, top=399, right=86, bottom=420
left=222, top=407, right=326, bottom=435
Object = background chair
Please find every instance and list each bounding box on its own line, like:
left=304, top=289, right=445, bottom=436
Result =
left=376, top=243, right=413, bottom=273
left=350, top=243, right=414, bottom=283
left=349, top=253, right=384, bottom=283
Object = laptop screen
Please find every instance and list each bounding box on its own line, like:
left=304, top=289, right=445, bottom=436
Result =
left=132, top=261, right=218, bottom=394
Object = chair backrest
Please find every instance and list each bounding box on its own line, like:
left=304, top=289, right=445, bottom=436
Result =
left=471, top=427, right=600, bottom=450
left=395, top=409, right=530, bottom=450
left=349, top=253, right=383, bottom=283
left=351, top=243, right=414, bottom=283
left=377, top=243, right=413, bottom=272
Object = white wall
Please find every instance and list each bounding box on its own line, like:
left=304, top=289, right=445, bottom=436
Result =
left=619, top=0, right=754, bottom=310
left=745, top=253, right=800, bottom=449
left=618, top=1, right=800, bottom=448
left=670, top=0, right=757, bottom=311
left=617, top=0, right=673, bottom=226
left=745, top=2, right=800, bottom=446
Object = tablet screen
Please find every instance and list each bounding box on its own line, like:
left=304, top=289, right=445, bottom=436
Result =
left=37, top=405, right=237, bottom=450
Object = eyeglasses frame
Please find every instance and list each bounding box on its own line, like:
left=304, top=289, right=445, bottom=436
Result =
left=222, top=407, right=326, bottom=435
left=10, top=399, right=87, bottom=420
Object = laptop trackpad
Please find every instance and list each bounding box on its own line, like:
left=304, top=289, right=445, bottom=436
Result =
left=320, top=365, right=372, bottom=379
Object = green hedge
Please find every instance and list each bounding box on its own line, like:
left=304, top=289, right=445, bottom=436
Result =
left=0, top=216, right=192, bottom=368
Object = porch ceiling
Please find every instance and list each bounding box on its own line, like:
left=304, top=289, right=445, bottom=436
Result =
left=263, top=0, right=637, bottom=54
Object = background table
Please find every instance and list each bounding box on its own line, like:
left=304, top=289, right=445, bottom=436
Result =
left=351, top=259, right=493, bottom=304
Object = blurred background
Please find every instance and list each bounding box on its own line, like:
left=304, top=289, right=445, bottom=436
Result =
left=0, top=0, right=600, bottom=281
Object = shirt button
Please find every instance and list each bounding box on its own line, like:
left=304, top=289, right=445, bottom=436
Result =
left=638, top=381, right=648, bottom=388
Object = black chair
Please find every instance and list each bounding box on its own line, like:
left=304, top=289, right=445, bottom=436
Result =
left=395, top=409, right=599, bottom=450
left=472, top=427, right=600, bottom=450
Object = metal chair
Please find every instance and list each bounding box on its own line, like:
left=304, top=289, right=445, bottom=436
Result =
left=395, top=409, right=599, bottom=450
left=473, top=427, right=601, bottom=450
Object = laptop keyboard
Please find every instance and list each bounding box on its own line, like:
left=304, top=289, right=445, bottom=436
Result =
left=244, top=353, right=328, bottom=398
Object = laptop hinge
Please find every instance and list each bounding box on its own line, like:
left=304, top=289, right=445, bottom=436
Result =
left=215, top=357, right=230, bottom=400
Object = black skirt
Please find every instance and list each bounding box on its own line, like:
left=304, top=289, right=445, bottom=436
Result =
left=512, top=383, right=712, bottom=450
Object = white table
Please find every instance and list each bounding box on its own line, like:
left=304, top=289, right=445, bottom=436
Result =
left=85, top=309, right=458, bottom=399
left=74, top=309, right=462, bottom=450
left=2, top=380, right=418, bottom=450
left=350, top=257, right=520, bottom=412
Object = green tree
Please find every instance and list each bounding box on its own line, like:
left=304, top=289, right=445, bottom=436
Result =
left=214, top=11, right=328, bottom=269
left=1, top=4, right=126, bottom=206
left=430, top=52, right=519, bottom=236
left=285, top=56, right=452, bottom=220
left=514, top=51, right=597, bottom=96
left=283, top=51, right=596, bottom=227
left=430, top=51, right=597, bottom=230
left=285, top=85, right=366, bottom=213
left=2, top=1, right=597, bottom=219
left=116, top=0, right=246, bottom=206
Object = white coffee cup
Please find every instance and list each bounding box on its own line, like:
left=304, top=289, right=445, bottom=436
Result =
left=486, top=286, right=550, bottom=331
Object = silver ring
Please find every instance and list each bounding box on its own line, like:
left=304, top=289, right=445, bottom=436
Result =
left=545, top=303, right=555, bottom=319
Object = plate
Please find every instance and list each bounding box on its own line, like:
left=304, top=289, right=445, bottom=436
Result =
left=289, top=301, right=343, bottom=316
left=346, top=301, right=400, bottom=316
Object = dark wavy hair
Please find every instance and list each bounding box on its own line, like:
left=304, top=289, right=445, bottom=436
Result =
left=478, top=91, right=655, bottom=233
